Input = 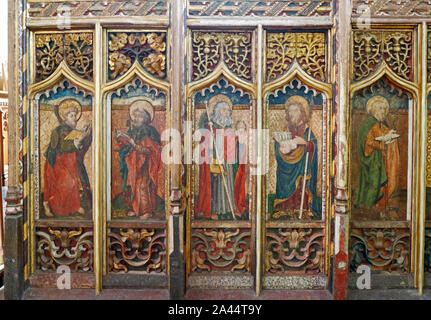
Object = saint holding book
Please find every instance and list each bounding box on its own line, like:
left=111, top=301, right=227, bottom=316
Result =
left=115, top=100, right=163, bottom=219
left=43, top=99, right=92, bottom=218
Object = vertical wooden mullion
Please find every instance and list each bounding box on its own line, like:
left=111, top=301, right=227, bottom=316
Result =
left=417, top=22, right=428, bottom=296
left=255, top=24, right=263, bottom=297
left=94, top=22, right=103, bottom=295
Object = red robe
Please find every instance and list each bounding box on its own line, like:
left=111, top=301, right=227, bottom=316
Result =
left=44, top=153, right=81, bottom=216
left=124, top=137, right=162, bottom=215
left=195, top=126, right=247, bottom=218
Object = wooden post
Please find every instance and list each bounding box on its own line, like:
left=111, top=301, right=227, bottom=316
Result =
left=333, top=0, right=352, bottom=300
left=169, top=0, right=186, bottom=300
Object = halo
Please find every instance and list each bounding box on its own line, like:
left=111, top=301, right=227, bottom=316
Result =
left=366, top=95, right=389, bottom=115
left=129, top=99, right=155, bottom=121
left=208, top=94, right=232, bottom=117
left=57, top=99, right=82, bottom=122
left=285, top=95, right=310, bottom=120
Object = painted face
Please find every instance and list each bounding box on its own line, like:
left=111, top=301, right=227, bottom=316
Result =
left=286, top=104, right=302, bottom=126
left=373, top=102, right=389, bottom=122
left=64, top=111, right=78, bottom=129
left=131, top=109, right=150, bottom=127
left=220, top=103, right=232, bottom=118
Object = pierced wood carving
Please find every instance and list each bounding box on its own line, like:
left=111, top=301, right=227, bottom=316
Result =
left=36, top=227, right=94, bottom=271
left=192, top=32, right=252, bottom=81
left=265, top=228, right=325, bottom=274
left=353, top=30, right=413, bottom=82
left=108, top=228, right=166, bottom=273
left=108, top=32, right=167, bottom=80
left=350, top=228, right=410, bottom=273
left=35, top=33, right=93, bottom=82
left=266, top=32, right=327, bottom=82
left=191, top=229, right=251, bottom=272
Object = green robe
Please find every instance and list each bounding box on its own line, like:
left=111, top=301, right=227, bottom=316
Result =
left=355, top=117, right=388, bottom=209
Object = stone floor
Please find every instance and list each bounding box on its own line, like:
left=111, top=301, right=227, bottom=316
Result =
left=1, top=287, right=431, bottom=300
left=0, top=287, right=333, bottom=300
left=348, top=289, right=431, bottom=300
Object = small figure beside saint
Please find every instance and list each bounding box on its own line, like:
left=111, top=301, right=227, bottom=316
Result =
left=43, top=99, right=92, bottom=218
left=113, top=100, right=164, bottom=220
left=272, top=95, right=321, bottom=220
left=195, top=94, right=248, bottom=220
left=355, top=95, right=400, bottom=214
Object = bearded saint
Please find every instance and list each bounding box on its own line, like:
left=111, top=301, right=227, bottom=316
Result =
left=43, top=99, right=92, bottom=217
left=355, top=96, right=400, bottom=210
left=115, top=100, right=163, bottom=219
left=273, top=95, right=321, bottom=219
left=195, top=96, right=248, bottom=220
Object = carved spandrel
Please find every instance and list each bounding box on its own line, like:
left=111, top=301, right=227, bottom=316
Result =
left=353, top=30, right=413, bottom=82
left=266, top=32, right=327, bottom=82
left=108, top=32, right=167, bottom=81
left=191, top=32, right=252, bottom=81
left=35, top=33, right=93, bottom=82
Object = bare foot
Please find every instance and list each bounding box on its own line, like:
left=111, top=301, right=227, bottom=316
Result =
left=140, top=213, right=153, bottom=220
left=211, top=214, right=218, bottom=221
left=127, top=211, right=136, bottom=217
left=78, top=207, right=85, bottom=215
left=43, top=201, right=54, bottom=217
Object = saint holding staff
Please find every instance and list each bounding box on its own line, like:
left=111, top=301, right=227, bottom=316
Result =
left=273, top=95, right=321, bottom=220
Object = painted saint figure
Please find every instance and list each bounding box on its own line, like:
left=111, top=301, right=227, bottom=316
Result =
left=195, top=95, right=247, bottom=220
left=43, top=99, right=92, bottom=217
left=355, top=96, right=400, bottom=210
left=273, top=95, right=321, bottom=220
left=115, top=100, right=162, bottom=219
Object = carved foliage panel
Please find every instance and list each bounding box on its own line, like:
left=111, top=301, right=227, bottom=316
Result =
left=191, top=31, right=252, bottom=81
left=353, top=30, right=413, bottom=82
left=350, top=228, right=410, bottom=273
left=108, top=31, right=167, bottom=81
left=36, top=227, right=94, bottom=272
left=35, top=32, right=93, bottom=82
left=191, top=228, right=251, bottom=273
left=266, top=228, right=325, bottom=275
left=108, top=228, right=166, bottom=274
left=188, top=1, right=333, bottom=17
left=266, top=32, right=327, bottom=82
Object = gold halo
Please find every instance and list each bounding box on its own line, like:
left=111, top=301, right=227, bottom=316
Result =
left=57, top=99, right=82, bottom=122
left=366, top=95, right=389, bottom=115
left=129, top=99, right=154, bottom=121
left=208, top=94, right=232, bottom=117
left=285, top=95, right=310, bottom=120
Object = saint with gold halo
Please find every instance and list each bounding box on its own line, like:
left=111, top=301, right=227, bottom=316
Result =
left=43, top=99, right=92, bottom=218
left=114, top=99, right=163, bottom=220
left=273, top=95, right=321, bottom=220
left=195, top=94, right=248, bottom=220
left=355, top=95, right=400, bottom=211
